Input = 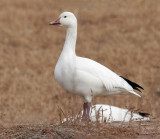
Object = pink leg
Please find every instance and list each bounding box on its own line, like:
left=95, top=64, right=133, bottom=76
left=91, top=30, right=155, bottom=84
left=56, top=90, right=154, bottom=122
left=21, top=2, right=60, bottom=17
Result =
left=82, top=102, right=91, bottom=121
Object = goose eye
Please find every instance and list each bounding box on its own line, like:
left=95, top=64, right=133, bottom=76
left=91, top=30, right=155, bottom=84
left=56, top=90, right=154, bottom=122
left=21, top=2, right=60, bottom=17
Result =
left=64, top=16, right=67, bottom=18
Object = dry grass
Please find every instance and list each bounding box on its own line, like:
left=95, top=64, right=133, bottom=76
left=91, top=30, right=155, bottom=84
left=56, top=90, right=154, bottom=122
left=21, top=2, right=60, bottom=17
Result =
left=0, top=120, right=159, bottom=138
left=0, top=0, right=160, bottom=137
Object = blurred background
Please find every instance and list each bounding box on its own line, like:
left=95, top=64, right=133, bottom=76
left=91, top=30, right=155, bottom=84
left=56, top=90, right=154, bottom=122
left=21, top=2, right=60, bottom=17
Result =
left=0, top=0, right=160, bottom=127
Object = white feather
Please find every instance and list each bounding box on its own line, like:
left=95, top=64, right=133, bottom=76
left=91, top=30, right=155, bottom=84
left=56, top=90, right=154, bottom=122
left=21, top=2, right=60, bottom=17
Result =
left=63, top=104, right=149, bottom=123
left=53, top=12, right=141, bottom=103
left=90, top=104, right=149, bottom=122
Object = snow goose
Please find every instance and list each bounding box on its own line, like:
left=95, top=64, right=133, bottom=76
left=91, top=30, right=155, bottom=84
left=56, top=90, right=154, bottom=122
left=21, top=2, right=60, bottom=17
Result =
left=89, top=104, right=149, bottom=122
left=63, top=104, right=149, bottom=123
left=49, top=12, right=144, bottom=121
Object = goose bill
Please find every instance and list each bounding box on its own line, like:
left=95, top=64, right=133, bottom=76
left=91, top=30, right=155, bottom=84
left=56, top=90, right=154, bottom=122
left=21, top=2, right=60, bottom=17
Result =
left=49, top=18, right=61, bottom=25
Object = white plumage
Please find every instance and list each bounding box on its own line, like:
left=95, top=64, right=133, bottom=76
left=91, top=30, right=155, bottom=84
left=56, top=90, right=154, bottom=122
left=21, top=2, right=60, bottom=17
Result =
left=76, top=56, right=141, bottom=102
left=63, top=104, right=150, bottom=123
left=89, top=104, right=149, bottom=122
left=50, top=12, right=143, bottom=121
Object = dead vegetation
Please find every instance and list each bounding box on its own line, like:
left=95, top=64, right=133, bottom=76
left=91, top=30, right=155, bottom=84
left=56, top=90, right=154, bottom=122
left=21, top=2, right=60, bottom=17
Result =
left=0, top=120, right=159, bottom=138
left=0, top=0, right=160, bottom=138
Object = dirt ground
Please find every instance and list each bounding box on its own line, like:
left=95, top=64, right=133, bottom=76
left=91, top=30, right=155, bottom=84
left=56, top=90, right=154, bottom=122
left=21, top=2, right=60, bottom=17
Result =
left=0, top=120, right=159, bottom=138
left=0, top=0, right=160, bottom=138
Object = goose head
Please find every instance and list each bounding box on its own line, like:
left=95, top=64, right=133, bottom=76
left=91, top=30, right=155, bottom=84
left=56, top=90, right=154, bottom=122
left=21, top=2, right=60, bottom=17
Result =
left=49, top=12, right=77, bottom=28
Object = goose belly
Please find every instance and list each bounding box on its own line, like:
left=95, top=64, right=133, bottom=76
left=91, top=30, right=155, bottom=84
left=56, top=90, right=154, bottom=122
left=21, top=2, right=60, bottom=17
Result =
left=54, top=64, right=106, bottom=96
left=74, top=70, right=106, bottom=96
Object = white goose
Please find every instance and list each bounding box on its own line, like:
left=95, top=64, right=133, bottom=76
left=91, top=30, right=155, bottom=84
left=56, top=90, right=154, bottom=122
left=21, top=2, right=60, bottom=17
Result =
left=63, top=104, right=149, bottom=123
left=88, top=104, right=149, bottom=122
left=49, top=12, right=144, bottom=121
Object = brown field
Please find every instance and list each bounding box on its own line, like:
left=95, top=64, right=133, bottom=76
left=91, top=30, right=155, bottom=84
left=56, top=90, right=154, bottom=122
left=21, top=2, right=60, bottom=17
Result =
left=0, top=0, right=160, bottom=138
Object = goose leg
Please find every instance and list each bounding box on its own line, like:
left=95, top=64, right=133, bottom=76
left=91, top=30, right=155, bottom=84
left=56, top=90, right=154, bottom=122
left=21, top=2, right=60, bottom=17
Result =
left=82, top=102, right=91, bottom=121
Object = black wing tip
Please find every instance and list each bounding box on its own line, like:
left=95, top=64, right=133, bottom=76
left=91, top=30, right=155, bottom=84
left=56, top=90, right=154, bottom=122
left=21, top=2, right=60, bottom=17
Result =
left=120, top=76, right=144, bottom=93
left=138, top=112, right=150, bottom=117
left=135, top=87, right=142, bottom=93
left=136, top=84, right=144, bottom=90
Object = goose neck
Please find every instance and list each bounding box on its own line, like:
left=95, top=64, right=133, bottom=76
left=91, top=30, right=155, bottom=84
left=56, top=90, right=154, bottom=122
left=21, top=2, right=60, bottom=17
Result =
left=63, top=26, right=77, bottom=54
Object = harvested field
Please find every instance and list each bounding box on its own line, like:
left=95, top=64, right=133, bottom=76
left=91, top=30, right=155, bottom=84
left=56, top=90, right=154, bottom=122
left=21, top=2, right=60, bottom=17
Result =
left=0, top=0, right=160, bottom=138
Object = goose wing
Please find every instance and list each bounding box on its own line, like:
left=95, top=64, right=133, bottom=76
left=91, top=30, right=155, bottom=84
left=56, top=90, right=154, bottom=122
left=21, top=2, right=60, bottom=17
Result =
left=76, top=56, right=143, bottom=97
